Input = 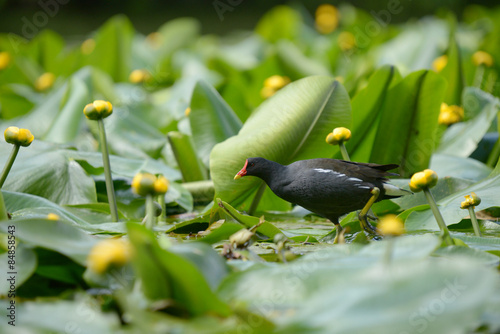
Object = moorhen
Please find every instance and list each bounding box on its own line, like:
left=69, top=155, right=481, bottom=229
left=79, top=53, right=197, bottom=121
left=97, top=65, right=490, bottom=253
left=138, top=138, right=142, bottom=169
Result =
left=234, top=157, right=411, bottom=241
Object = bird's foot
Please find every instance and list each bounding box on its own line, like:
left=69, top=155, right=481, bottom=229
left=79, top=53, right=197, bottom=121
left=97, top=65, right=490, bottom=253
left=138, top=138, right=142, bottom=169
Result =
left=358, top=187, right=381, bottom=235
left=333, top=224, right=346, bottom=244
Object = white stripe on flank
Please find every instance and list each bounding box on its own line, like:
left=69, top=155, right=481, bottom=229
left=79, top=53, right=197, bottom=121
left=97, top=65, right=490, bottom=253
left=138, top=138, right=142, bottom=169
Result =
left=313, top=168, right=346, bottom=177
left=347, top=177, right=363, bottom=182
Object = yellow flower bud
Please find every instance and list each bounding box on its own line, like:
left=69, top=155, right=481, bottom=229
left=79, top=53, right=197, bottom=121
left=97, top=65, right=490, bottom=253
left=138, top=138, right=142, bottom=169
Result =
left=129, top=69, right=151, bottom=84
left=131, top=172, right=156, bottom=196
left=0, top=51, right=12, bottom=70
left=83, top=100, right=113, bottom=120
left=35, top=72, right=56, bottom=91
left=87, top=239, right=131, bottom=274
left=154, top=175, right=169, bottom=195
left=4, top=126, right=34, bottom=147
left=378, top=214, right=404, bottom=236
left=338, top=31, right=356, bottom=51
left=261, top=75, right=290, bottom=99
left=472, top=51, right=493, bottom=67
left=326, top=127, right=351, bottom=145
left=409, top=169, right=438, bottom=192
left=438, top=103, right=464, bottom=126
left=315, top=4, right=339, bottom=34
left=47, top=213, right=60, bottom=220
left=432, top=55, right=448, bottom=73
left=461, top=192, right=481, bottom=209
left=185, top=107, right=191, bottom=117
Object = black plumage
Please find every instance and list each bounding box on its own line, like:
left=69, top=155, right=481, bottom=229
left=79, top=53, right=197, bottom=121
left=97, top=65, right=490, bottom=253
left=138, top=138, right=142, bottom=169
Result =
left=234, top=157, right=409, bottom=228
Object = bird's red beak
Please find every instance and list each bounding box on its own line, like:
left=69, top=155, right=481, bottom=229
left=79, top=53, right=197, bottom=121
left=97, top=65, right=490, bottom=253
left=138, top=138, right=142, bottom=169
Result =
left=234, top=159, right=248, bottom=180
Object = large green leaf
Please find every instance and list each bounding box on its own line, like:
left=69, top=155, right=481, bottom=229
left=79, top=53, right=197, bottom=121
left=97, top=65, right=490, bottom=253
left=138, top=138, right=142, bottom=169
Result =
left=126, top=223, right=231, bottom=316
left=440, top=36, right=465, bottom=105
left=43, top=76, right=90, bottom=143
left=0, top=218, right=97, bottom=265
left=0, top=294, right=120, bottom=333
left=210, top=76, right=351, bottom=212
left=189, top=80, right=242, bottom=167
left=1, top=147, right=96, bottom=205
left=370, top=70, right=447, bottom=176
left=347, top=65, right=401, bottom=162
left=436, top=87, right=500, bottom=157
left=218, top=237, right=500, bottom=333
left=84, top=15, right=134, bottom=82
left=0, top=243, right=37, bottom=294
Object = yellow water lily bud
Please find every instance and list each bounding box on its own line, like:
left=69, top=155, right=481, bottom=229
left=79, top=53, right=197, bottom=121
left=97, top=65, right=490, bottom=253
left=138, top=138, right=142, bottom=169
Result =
left=261, top=75, right=290, bottom=98
left=326, top=127, right=351, bottom=145
left=4, top=126, right=34, bottom=147
left=378, top=214, right=404, bottom=236
left=35, top=72, right=56, bottom=91
left=472, top=51, right=493, bottom=67
left=47, top=213, right=60, bottom=220
left=438, top=103, right=464, bottom=125
left=0, top=51, right=11, bottom=70
left=461, top=192, right=481, bottom=209
left=87, top=238, right=131, bottom=274
left=409, top=169, right=438, bottom=192
left=432, top=55, right=448, bottom=73
left=338, top=31, right=356, bottom=51
left=154, top=175, right=169, bottom=195
left=131, top=172, right=156, bottom=196
left=129, top=69, right=151, bottom=84
left=315, top=4, right=339, bottom=34
left=81, top=38, right=96, bottom=55
left=83, top=100, right=113, bottom=120
left=229, top=228, right=254, bottom=249
left=185, top=107, right=191, bottom=117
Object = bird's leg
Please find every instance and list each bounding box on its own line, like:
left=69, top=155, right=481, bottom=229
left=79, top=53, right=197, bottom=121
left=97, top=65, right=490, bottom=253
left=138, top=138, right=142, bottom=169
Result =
left=358, top=187, right=380, bottom=234
left=333, top=221, right=345, bottom=244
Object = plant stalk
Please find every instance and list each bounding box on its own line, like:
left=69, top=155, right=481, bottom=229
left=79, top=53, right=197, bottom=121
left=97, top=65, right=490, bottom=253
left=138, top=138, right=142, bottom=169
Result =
left=0, top=144, right=20, bottom=189
left=468, top=206, right=482, bottom=237
left=486, top=135, right=500, bottom=168
left=339, top=142, right=350, bottom=161
left=98, top=119, right=119, bottom=222
left=383, top=237, right=394, bottom=266
left=423, top=188, right=454, bottom=246
left=249, top=182, right=267, bottom=216
left=0, top=191, right=8, bottom=220
left=473, top=65, right=485, bottom=88
left=145, top=195, right=155, bottom=230
left=157, top=194, right=166, bottom=223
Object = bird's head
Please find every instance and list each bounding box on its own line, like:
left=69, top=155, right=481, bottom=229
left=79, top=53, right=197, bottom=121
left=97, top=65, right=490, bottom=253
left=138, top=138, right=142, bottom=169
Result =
left=234, top=157, right=269, bottom=180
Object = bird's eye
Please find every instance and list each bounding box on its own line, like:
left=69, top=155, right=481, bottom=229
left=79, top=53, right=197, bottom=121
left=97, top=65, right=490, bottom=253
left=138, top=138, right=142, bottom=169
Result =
left=249, top=163, right=255, bottom=167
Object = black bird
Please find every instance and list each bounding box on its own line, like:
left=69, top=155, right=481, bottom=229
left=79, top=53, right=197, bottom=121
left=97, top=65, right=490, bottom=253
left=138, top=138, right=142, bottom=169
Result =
left=234, top=157, right=411, bottom=241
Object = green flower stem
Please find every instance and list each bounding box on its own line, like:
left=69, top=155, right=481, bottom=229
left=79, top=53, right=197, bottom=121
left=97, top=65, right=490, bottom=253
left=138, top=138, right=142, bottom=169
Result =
left=145, top=194, right=155, bottom=230
left=97, top=119, right=119, bottom=222
left=468, top=206, right=482, bottom=237
left=0, top=144, right=20, bottom=189
left=486, top=135, right=500, bottom=168
left=473, top=64, right=485, bottom=88
left=339, top=142, right=350, bottom=161
left=383, top=237, right=394, bottom=266
left=249, top=182, right=266, bottom=216
left=0, top=191, right=8, bottom=220
left=157, top=194, right=166, bottom=223
left=423, top=188, right=454, bottom=246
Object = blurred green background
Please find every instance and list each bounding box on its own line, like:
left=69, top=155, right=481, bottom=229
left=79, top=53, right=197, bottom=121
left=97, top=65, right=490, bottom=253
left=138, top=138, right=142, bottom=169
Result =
left=1, top=0, right=499, bottom=38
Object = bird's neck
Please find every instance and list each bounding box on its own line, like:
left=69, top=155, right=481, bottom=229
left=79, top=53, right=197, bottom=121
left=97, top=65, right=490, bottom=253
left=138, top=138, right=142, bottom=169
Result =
left=256, top=160, right=286, bottom=187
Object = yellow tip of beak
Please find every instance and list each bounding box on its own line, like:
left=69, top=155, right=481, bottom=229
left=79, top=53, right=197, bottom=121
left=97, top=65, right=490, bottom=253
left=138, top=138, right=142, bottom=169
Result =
left=234, top=174, right=241, bottom=180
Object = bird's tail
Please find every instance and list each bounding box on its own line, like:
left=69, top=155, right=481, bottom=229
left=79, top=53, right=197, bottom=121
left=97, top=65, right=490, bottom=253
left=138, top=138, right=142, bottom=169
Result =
left=383, top=183, right=413, bottom=198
